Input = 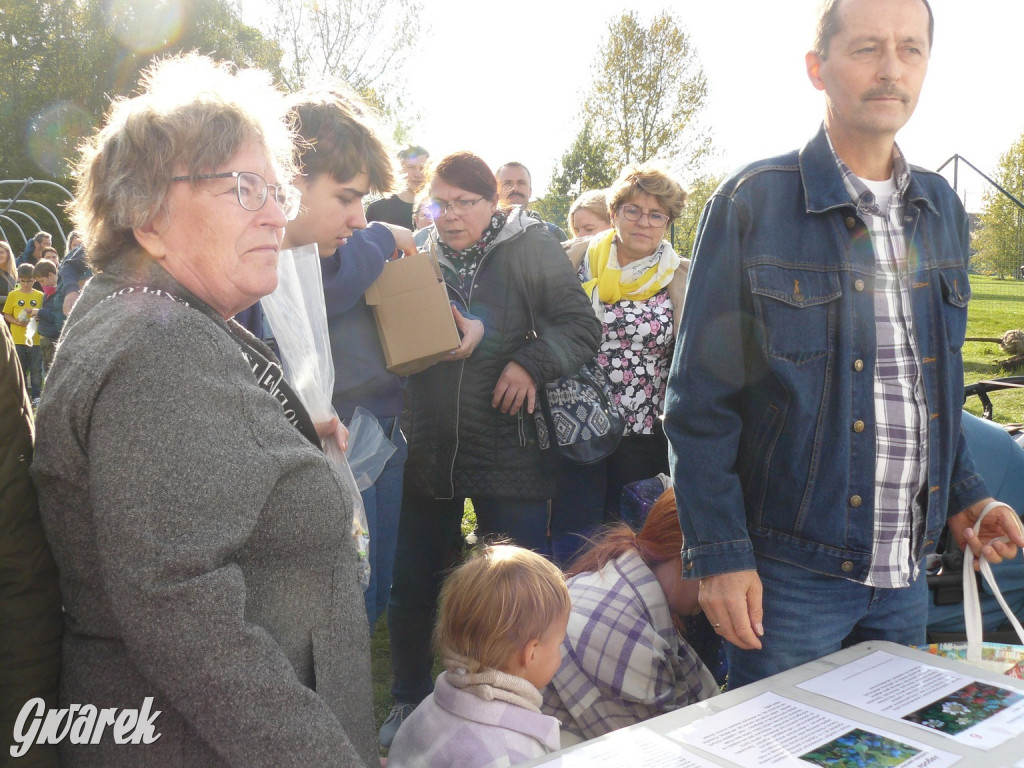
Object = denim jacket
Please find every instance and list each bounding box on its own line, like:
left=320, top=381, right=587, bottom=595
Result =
left=665, top=125, right=989, bottom=583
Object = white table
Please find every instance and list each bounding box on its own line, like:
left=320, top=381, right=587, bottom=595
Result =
left=520, top=640, right=1024, bottom=767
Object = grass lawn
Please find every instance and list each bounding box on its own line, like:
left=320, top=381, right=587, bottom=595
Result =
left=368, top=276, right=1024, bottom=735
left=963, top=274, right=1024, bottom=423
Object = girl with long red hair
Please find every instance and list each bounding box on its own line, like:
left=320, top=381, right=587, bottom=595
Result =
left=541, top=488, right=718, bottom=745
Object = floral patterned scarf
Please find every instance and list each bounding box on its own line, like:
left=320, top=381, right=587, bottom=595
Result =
left=437, top=210, right=508, bottom=286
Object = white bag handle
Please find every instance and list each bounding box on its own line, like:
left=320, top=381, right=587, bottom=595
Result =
left=962, top=500, right=1024, bottom=664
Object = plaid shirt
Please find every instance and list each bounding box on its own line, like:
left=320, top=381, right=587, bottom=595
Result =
left=541, top=550, right=717, bottom=743
left=833, top=140, right=929, bottom=588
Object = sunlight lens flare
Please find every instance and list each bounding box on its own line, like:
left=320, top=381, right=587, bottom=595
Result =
left=106, top=0, right=185, bottom=54
left=27, top=101, right=94, bottom=177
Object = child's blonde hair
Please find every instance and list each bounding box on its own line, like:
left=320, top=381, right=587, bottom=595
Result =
left=434, top=544, right=569, bottom=671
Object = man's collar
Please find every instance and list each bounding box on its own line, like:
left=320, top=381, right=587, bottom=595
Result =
left=824, top=130, right=911, bottom=216
left=800, top=123, right=929, bottom=215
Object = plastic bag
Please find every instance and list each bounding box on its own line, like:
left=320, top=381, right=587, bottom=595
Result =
left=25, top=316, right=38, bottom=346
left=920, top=501, right=1024, bottom=678
left=261, top=243, right=371, bottom=589
left=346, top=406, right=397, bottom=492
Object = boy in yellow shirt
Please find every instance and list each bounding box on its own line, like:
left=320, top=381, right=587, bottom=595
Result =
left=3, top=263, right=44, bottom=403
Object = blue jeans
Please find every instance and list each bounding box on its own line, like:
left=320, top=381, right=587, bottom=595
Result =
left=387, top=490, right=550, bottom=705
left=361, top=415, right=407, bottom=629
left=726, top=554, right=929, bottom=689
left=16, top=344, right=42, bottom=399
left=549, top=431, right=669, bottom=567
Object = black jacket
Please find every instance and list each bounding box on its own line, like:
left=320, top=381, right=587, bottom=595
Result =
left=403, top=212, right=601, bottom=500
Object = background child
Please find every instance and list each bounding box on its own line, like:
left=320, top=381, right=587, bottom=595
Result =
left=388, top=544, right=569, bottom=768
left=32, top=259, right=60, bottom=374
left=3, top=263, right=44, bottom=403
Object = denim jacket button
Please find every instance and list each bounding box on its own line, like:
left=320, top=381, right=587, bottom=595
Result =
left=852, top=420, right=865, bottom=433
left=853, top=359, right=864, bottom=372
left=844, top=216, right=857, bottom=230
left=854, top=279, right=865, bottom=292
left=849, top=495, right=862, bottom=507
left=841, top=561, right=854, bottom=573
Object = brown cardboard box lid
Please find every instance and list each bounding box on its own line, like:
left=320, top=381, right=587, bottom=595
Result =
left=364, top=251, right=460, bottom=376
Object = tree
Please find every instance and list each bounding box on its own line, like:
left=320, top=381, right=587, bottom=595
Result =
left=0, top=0, right=282, bottom=246
left=258, top=0, right=421, bottom=121
left=533, top=120, right=617, bottom=234
left=670, top=172, right=723, bottom=260
left=584, top=9, right=709, bottom=170
left=973, top=134, right=1024, bottom=279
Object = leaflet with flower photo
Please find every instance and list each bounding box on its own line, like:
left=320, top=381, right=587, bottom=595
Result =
left=797, top=650, right=1024, bottom=751
left=669, top=692, right=959, bottom=768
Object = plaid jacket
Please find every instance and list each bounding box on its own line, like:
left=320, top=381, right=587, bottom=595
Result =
left=541, top=550, right=717, bottom=743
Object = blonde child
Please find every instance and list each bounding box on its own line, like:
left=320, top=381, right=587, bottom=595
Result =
left=388, top=545, right=569, bottom=768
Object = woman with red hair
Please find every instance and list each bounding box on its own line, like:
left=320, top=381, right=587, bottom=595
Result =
left=541, top=488, right=718, bottom=745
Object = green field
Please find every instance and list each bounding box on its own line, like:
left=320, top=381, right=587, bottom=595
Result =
left=964, top=274, right=1024, bottom=423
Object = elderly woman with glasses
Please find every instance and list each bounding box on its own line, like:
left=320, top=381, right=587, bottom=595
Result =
left=30, top=55, right=379, bottom=767
left=550, top=163, right=689, bottom=566
left=379, top=151, right=600, bottom=747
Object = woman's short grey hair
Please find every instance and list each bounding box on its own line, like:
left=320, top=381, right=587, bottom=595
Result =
left=608, top=163, right=687, bottom=223
left=72, top=53, right=297, bottom=272
left=567, top=189, right=610, bottom=237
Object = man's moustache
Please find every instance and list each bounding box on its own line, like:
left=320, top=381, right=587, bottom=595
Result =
left=864, top=88, right=908, bottom=102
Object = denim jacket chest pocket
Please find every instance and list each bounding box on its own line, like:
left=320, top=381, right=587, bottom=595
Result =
left=938, top=267, right=970, bottom=353
left=747, top=264, right=842, bottom=365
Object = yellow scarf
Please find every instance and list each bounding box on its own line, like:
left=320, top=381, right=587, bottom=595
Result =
left=581, top=229, right=681, bottom=303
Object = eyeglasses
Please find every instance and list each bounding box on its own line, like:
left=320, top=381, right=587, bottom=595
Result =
left=171, top=171, right=301, bottom=221
left=427, top=197, right=484, bottom=218
left=618, top=204, right=670, bottom=228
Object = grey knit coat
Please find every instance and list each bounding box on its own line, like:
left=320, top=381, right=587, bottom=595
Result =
left=31, top=261, right=377, bottom=767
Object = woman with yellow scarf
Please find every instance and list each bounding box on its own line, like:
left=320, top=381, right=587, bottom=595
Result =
left=552, top=163, right=690, bottom=566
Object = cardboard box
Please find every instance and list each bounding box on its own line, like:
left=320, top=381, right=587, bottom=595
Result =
left=364, top=250, right=461, bottom=376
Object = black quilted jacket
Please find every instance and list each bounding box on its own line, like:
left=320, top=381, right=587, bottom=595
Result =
left=403, top=212, right=601, bottom=501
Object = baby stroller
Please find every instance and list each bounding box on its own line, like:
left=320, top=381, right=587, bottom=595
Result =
left=926, top=378, right=1024, bottom=642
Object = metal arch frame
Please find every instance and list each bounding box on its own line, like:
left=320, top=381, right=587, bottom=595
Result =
left=0, top=215, right=28, bottom=246
left=0, top=178, right=75, bottom=252
left=2, top=206, right=43, bottom=234
left=0, top=199, right=68, bottom=245
left=937, top=155, right=1024, bottom=211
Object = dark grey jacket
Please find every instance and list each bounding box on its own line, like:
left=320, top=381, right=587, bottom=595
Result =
left=403, top=211, right=601, bottom=500
left=31, top=262, right=377, bottom=767
left=1, top=320, right=61, bottom=768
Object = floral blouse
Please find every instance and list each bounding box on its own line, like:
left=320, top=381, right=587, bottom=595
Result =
left=595, top=289, right=674, bottom=435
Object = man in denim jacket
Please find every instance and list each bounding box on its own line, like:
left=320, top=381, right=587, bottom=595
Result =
left=665, top=0, right=1024, bottom=688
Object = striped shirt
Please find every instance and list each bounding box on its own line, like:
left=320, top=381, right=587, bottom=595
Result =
left=832, top=139, right=929, bottom=588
